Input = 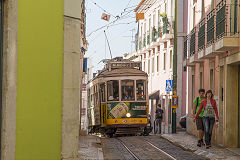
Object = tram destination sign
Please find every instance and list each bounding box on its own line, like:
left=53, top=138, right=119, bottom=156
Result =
left=109, top=62, right=141, bottom=69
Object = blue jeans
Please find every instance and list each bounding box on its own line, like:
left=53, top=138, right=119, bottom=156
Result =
left=202, top=117, right=215, bottom=145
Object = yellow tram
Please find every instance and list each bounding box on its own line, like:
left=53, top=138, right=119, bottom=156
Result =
left=87, top=58, right=152, bottom=136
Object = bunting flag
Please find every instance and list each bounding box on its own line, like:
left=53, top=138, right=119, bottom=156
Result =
left=101, top=13, right=110, bottom=21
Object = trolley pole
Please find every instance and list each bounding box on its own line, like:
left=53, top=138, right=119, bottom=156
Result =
left=172, top=0, right=178, bottom=134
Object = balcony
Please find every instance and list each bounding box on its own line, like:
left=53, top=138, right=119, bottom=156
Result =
left=207, top=9, right=215, bottom=45
left=152, top=27, right=157, bottom=42
left=162, top=17, right=173, bottom=41
left=198, top=18, right=205, bottom=51
left=147, top=32, right=150, bottom=45
left=143, top=34, right=146, bottom=48
left=139, top=39, right=142, bottom=50
left=198, top=0, right=240, bottom=59
left=214, top=0, right=239, bottom=52
left=190, top=27, right=196, bottom=56
left=197, top=18, right=205, bottom=59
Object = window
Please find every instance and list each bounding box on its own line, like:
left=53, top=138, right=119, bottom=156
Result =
left=163, top=52, right=166, bottom=70
left=158, top=10, right=161, bottom=27
left=152, top=57, right=155, bottom=73
left=193, top=7, right=195, bottom=26
left=121, top=80, right=135, bottom=101
left=201, top=0, right=205, bottom=18
left=148, top=59, right=150, bottom=74
left=157, top=55, right=159, bottom=72
left=100, top=83, right=105, bottom=102
left=170, top=50, right=173, bottom=69
left=143, top=61, right=145, bottom=72
left=200, top=72, right=203, bottom=89
left=153, top=13, right=156, bottom=27
left=136, top=80, right=146, bottom=100
left=210, top=69, right=214, bottom=91
left=149, top=17, right=151, bottom=32
left=107, top=80, right=119, bottom=101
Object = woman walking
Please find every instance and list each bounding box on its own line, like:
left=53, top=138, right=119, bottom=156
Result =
left=194, top=90, right=219, bottom=149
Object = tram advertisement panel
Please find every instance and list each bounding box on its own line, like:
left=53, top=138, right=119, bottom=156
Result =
left=107, top=102, right=147, bottom=119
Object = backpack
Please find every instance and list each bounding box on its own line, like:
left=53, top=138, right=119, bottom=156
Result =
left=195, top=97, right=199, bottom=114
left=156, top=109, right=163, bottom=119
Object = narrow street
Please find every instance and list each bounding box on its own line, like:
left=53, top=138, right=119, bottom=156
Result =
left=102, top=135, right=205, bottom=160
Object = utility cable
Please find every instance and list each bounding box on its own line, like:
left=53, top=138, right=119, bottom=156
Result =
left=104, top=30, right=113, bottom=59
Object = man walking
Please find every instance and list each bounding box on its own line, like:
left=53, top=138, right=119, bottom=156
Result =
left=155, top=104, right=164, bottom=134
left=193, top=89, right=205, bottom=147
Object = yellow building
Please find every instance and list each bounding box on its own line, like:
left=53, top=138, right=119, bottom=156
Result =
left=0, top=0, right=87, bottom=159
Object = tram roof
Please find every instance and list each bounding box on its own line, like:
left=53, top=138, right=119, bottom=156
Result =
left=93, top=68, right=147, bottom=79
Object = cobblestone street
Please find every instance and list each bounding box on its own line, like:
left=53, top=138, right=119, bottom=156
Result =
left=101, top=135, right=205, bottom=160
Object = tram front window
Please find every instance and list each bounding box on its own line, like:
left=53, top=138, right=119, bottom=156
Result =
left=107, top=80, right=119, bottom=101
left=121, top=80, right=135, bottom=101
left=136, top=80, right=146, bottom=100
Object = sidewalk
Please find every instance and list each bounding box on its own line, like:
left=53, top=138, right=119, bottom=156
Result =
left=161, top=131, right=240, bottom=160
left=78, top=134, right=104, bottom=160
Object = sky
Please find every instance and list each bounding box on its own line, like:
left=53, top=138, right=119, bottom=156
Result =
left=85, top=0, right=140, bottom=72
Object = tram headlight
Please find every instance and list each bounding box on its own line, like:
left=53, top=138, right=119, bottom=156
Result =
left=126, top=112, right=131, bottom=118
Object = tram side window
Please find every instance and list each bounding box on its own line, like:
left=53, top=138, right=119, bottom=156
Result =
left=121, top=80, right=135, bottom=101
left=136, top=80, right=146, bottom=100
left=107, top=80, right=119, bottom=101
left=100, top=83, right=105, bottom=102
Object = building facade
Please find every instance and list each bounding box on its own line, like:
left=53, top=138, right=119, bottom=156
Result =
left=1, top=0, right=87, bottom=159
left=184, top=0, right=240, bottom=147
left=134, top=0, right=185, bottom=133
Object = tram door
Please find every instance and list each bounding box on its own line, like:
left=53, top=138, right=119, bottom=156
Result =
left=0, top=0, right=3, bottom=157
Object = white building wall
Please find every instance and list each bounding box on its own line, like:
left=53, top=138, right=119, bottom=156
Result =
left=135, top=0, right=176, bottom=133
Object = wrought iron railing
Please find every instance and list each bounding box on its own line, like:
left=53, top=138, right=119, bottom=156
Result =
left=184, top=36, right=188, bottom=59
left=139, top=38, right=142, bottom=50
left=198, top=18, right=205, bottom=50
left=158, top=26, right=162, bottom=38
left=147, top=32, right=150, bottom=45
left=143, top=34, right=146, bottom=47
left=162, top=17, right=169, bottom=34
left=190, top=27, right=196, bottom=55
left=216, top=0, right=226, bottom=38
left=135, top=40, right=138, bottom=51
left=207, top=9, right=215, bottom=44
left=152, top=27, right=157, bottom=42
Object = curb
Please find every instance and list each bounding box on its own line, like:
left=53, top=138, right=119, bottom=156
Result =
left=160, top=135, right=210, bottom=160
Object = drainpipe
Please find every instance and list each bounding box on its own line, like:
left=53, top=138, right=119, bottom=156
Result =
left=172, top=0, right=178, bottom=133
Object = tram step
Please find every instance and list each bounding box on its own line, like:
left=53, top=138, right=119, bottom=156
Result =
left=115, top=127, right=144, bottom=135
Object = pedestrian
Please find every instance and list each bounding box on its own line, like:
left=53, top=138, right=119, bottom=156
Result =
left=194, top=90, right=219, bottom=149
left=193, top=88, right=205, bottom=147
left=155, top=104, right=164, bottom=134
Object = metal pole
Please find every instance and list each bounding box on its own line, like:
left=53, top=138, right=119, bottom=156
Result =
left=104, top=30, right=113, bottom=59
left=172, top=0, right=178, bottom=134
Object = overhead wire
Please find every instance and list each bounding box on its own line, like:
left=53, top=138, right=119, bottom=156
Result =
left=87, top=9, right=134, bottom=37
left=89, top=0, right=117, bottom=18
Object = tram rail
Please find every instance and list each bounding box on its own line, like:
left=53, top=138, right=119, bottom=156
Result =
left=117, top=138, right=140, bottom=160
left=116, top=137, right=177, bottom=160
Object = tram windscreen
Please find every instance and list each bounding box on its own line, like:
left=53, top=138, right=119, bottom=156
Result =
left=121, top=80, right=135, bottom=101
left=136, top=80, right=146, bottom=100
left=107, top=80, right=119, bottom=101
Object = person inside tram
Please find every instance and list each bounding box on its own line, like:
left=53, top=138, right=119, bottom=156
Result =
left=123, top=90, right=130, bottom=100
